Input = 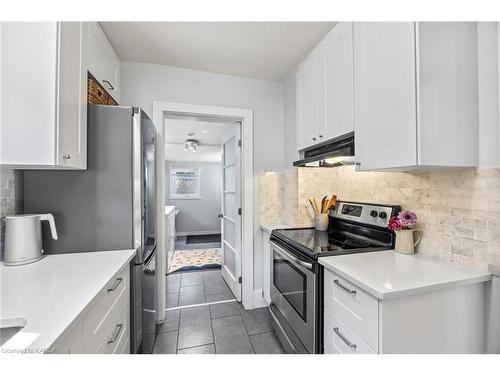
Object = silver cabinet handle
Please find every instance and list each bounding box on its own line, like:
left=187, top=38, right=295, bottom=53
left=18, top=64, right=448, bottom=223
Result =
left=333, top=327, right=356, bottom=349
left=63, top=154, right=71, bottom=160
left=107, top=278, right=123, bottom=292
left=271, top=242, right=313, bottom=270
left=334, top=279, right=356, bottom=295
left=102, top=79, right=115, bottom=90
left=107, top=323, right=123, bottom=344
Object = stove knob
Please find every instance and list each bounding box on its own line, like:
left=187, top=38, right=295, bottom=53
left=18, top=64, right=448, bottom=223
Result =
left=370, top=210, right=378, bottom=218
left=379, top=211, right=387, bottom=219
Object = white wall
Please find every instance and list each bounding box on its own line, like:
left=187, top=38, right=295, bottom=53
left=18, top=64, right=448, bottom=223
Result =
left=165, top=161, right=222, bottom=235
left=121, top=62, right=285, bottom=298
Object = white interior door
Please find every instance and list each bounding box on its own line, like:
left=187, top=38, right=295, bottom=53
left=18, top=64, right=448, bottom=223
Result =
left=220, top=124, right=242, bottom=301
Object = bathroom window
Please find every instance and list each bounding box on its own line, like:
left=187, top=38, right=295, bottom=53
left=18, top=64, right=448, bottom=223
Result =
left=169, top=168, right=201, bottom=199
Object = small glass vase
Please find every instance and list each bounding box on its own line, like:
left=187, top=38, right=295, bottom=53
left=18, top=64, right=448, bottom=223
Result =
left=394, top=229, right=422, bottom=255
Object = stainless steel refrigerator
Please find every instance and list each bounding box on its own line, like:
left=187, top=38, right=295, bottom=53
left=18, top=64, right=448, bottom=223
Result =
left=23, top=104, right=157, bottom=354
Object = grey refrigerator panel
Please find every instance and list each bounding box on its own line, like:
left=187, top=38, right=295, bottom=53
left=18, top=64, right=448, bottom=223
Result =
left=23, top=105, right=135, bottom=254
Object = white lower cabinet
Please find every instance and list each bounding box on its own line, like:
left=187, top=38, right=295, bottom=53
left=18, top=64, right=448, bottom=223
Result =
left=51, top=264, right=130, bottom=354
left=323, top=268, right=486, bottom=354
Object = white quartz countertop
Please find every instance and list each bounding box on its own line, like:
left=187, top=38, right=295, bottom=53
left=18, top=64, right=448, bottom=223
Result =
left=0, top=250, right=136, bottom=353
left=260, top=223, right=292, bottom=234
left=318, top=251, right=492, bottom=300
left=165, top=205, right=176, bottom=215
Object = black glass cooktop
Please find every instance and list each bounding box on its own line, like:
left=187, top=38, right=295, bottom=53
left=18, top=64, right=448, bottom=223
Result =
left=271, top=227, right=391, bottom=259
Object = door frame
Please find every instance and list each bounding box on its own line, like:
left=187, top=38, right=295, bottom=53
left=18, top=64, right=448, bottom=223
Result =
left=153, top=101, right=254, bottom=309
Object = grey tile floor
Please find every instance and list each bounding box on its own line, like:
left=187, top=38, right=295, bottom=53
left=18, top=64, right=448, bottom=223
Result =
left=166, top=270, right=234, bottom=308
left=154, top=269, right=285, bottom=354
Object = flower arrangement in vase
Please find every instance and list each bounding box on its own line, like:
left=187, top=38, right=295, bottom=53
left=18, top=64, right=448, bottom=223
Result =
left=387, top=210, right=422, bottom=255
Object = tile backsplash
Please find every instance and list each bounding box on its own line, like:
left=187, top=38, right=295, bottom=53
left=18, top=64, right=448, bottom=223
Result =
left=260, top=166, right=500, bottom=269
left=0, top=167, right=21, bottom=260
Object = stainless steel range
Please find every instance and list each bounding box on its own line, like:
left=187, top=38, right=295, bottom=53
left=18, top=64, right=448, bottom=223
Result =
left=268, top=201, right=401, bottom=354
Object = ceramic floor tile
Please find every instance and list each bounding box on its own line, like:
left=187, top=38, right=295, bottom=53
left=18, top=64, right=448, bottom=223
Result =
left=178, top=284, right=205, bottom=306
left=212, top=315, right=254, bottom=354
left=205, top=291, right=235, bottom=303
left=166, top=273, right=181, bottom=293
left=209, top=301, right=241, bottom=319
left=177, top=344, right=215, bottom=354
left=181, top=272, right=204, bottom=287
left=153, top=331, right=178, bottom=354
left=177, top=306, right=213, bottom=349
left=203, top=273, right=232, bottom=295
left=250, top=332, right=285, bottom=354
left=157, top=309, right=180, bottom=333
left=166, top=292, right=179, bottom=308
left=240, top=306, right=273, bottom=336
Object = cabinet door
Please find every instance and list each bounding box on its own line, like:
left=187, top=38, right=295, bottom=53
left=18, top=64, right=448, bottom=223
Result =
left=296, top=52, right=320, bottom=150
left=0, top=22, right=58, bottom=166
left=57, top=22, right=87, bottom=169
left=320, top=22, right=354, bottom=140
left=88, top=22, right=121, bottom=103
left=353, top=22, right=417, bottom=170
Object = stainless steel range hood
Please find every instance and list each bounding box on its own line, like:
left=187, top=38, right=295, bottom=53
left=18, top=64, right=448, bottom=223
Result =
left=293, top=131, right=355, bottom=167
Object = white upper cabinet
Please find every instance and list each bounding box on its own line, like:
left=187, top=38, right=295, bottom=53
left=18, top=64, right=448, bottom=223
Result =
left=319, top=22, right=355, bottom=141
left=87, top=22, right=121, bottom=103
left=297, top=51, right=321, bottom=150
left=1, top=22, right=88, bottom=169
left=296, top=22, right=355, bottom=151
left=354, top=22, right=479, bottom=171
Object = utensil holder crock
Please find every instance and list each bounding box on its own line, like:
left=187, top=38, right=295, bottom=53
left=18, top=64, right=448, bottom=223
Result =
left=314, top=213, right=329, bottom=231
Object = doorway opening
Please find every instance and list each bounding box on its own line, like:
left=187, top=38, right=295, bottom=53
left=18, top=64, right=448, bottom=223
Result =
left=153, top=102, right=254, bottom=312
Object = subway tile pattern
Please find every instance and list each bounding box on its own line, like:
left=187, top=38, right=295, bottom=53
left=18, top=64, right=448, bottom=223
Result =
left=260, top=166, right=500, bottom=269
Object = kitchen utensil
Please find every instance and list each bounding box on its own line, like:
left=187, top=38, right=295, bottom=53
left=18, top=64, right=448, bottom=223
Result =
left=308, top=198, right=317, bottom=214
left=4, top=213, right=58, bottom=266
left=312, top=197, right=320, bottom=215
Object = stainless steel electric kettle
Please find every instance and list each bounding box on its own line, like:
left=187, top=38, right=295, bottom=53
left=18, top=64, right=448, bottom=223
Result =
left=3, top=213, right=58, bottom=266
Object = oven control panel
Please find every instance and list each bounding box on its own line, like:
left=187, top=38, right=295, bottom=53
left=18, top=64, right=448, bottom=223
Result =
left=331, top=201, right=400, bottom=228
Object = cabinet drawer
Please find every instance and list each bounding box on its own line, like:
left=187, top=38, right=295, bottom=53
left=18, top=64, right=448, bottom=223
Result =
left=95, top=301, right=130, bottom=354
left=323, top=269, right=378, bottom=350
left=324, top=307, right=376, bottom=354
left=83, top=266, right=129, bottom=352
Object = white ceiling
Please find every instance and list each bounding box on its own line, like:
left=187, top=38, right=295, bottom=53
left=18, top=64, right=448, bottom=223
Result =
left=100, top=22, right=336, bottom=81
left=165, top=143, right=222, bottom=163
left=165, top=118, right=235, bottom=163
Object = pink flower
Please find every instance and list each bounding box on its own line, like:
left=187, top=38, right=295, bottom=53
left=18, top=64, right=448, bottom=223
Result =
left=388, top=217, right=402, bottom=231
left=397, top=210, right=417, bottom=228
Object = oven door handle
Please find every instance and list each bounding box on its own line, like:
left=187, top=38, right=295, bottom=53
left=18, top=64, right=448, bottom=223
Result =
left=272, top=242, right=313, bottom=270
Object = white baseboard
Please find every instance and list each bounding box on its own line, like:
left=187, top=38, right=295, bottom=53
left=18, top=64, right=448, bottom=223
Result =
left=177, top=230, right=221, bottom=237
left=252, top=290, right=269, bottom=309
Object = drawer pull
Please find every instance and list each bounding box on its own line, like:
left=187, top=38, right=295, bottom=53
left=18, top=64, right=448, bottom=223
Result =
left=107, top=278, right=123, bottom=292
left=333, top=327, right=357, bottom=349
left=102, top=79, right=115, bottom=90
left=334, top=279, right=356, bottom=295
left=107, top=324, right=123, bottom=344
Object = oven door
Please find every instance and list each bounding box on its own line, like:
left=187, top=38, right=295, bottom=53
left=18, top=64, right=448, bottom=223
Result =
left=270, top=240, right=316, bottom=353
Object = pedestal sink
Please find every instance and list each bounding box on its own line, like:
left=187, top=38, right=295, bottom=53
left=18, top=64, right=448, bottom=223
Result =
left=0, top=317, right=27, bottom=346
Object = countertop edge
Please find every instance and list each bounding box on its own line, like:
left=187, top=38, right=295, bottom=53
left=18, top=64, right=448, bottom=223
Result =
left=260, top=223, right=290, bottom=234
left=319, top=258, right=493, bottom=300
left=48, top=250, right=137, bottom=349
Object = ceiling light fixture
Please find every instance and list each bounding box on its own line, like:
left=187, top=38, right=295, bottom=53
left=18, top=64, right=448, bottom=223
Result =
left=184, top=140, right=198, bottom=152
